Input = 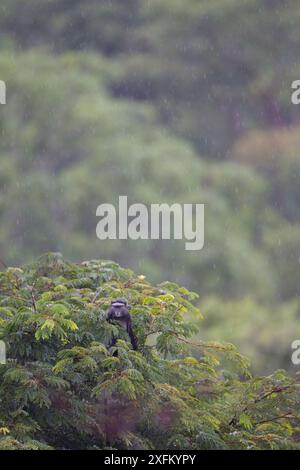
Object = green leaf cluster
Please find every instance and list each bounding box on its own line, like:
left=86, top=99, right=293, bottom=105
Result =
left=0, top=254, right=299, bottom=450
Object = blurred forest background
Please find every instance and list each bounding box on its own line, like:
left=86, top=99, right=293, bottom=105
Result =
left=1, top=0, right=300, bottom=374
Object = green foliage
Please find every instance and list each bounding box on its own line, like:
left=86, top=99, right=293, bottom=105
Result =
left=0, top=50, right=275, bottom=299
left=0, top=254, right=300, bottom=450
left=0, top=0, right=300, bottom=407
left=198, top=297, right=300, bottom=374
left=1, top=1, right=300, bottom=308
left=233, top=127, right=300, bottom=224
left=1, top=0, right=299, bottom=155
left=265, top=224, right=300, bottom=301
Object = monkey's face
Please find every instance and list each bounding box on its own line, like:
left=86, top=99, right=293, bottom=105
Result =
left=110, top=300, right=129, bottom=320
left=114, top=308, right=123, bottom=318
left=109, top=303, right=129, bottom=323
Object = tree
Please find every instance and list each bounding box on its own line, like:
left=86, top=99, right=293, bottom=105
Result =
left=198, top=296, right=300, bottom=374
left=0, top=51, right=274, bottom=299
left=1, top=0, right=300, bottom=155
left=0, top=253, right=299, bottom=450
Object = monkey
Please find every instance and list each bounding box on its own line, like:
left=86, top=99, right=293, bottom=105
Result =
left=107, top=299, right=138, bottom=351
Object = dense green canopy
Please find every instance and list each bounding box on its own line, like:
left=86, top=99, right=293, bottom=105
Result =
left=0, top=0, right=300, bottom=375
left=0, top=254, right=299, bottom=450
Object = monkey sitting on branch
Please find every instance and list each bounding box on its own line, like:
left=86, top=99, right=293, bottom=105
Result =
left=107, top=299, right=138, bottom=351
